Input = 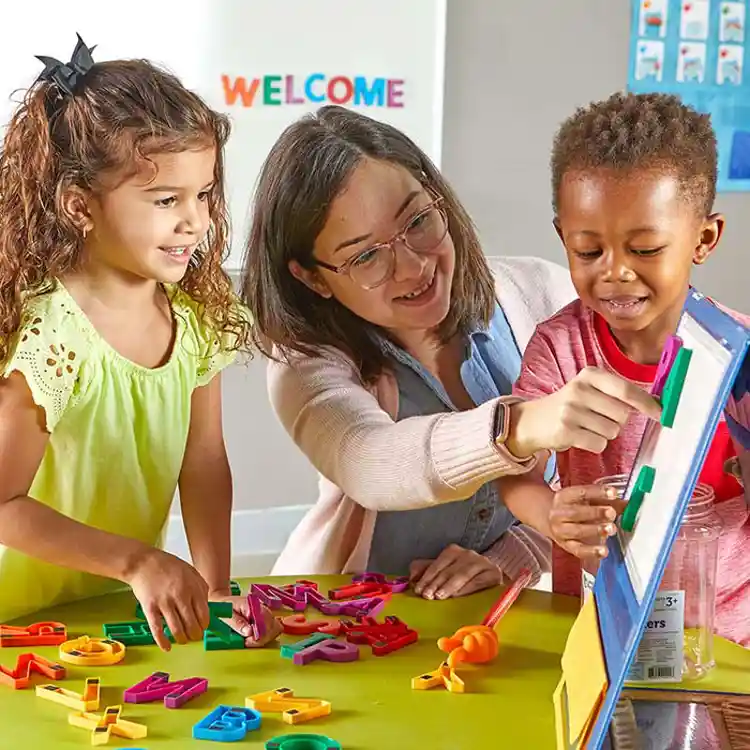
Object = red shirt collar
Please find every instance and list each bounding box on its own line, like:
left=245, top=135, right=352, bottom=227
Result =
left=593, top=312, right=657, bottom=384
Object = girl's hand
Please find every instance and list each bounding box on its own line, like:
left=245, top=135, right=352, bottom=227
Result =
left=209, top=593, right=283, bottom=648
left=507, top=367, right=661, bottom=458
left=409, top=544, right=503, bottom=600
left=126, top=548, right=210, bottom=652
left=549, top=484, right=627, bottom=559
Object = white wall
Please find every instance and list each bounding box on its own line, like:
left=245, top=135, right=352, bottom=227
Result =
left=166, top=352, right=317, bottom=575
left=441, top=0, right=750, bottom=313
left=169, top=0, right=750, bottom=575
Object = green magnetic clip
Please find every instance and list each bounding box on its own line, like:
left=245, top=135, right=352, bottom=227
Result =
left=659, top=347, right=692, bottom=428
left=230, top=580, right=242, bottom=596
left=620, top=465, right=656, bottom=532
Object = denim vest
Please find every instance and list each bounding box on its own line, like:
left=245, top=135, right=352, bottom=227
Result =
left=367, top=304, right=527, bottom=575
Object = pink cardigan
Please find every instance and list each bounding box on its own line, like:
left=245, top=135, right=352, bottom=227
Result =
left=267, top=256, right=577, bottom=579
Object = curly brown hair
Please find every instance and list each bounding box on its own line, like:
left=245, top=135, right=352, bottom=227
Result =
left=0, top=57, right=248, bottom=367
left=550, top=91, right=717, bottom=216
left=241, top=105, right=495, bottom=383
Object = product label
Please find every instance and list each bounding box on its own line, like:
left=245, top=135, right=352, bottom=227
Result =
left=627, top=591, right=685, bottom=682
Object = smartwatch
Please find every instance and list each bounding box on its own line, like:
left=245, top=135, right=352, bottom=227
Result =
left=493, top=400, right=511, bottom=446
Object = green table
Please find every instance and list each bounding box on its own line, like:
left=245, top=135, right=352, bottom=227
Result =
left=0, top=576, right=580, bottom=748
left=3, top=576, right=749, bottom=748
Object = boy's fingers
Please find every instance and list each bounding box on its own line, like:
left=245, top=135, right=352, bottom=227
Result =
left=555, top=486, right=628, bottom=514
left=597, top=498, right=628, bottom=515
left=557, top=485, right=616, bottom=505
left=563, top=539, right=610, bottom=560
left=555, top=521, right=616, bottom=542
left=552, top=504, right=621, bottom=524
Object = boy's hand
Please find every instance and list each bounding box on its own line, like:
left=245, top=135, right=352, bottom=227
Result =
left=508, top=367, right=661, bottom=458
left=209, top=594, right=283, bottom=648
left=549, top=484, right=628, bottom=559
left=126, top=548, right=210, bottom=652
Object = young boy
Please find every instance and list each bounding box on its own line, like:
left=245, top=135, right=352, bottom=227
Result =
left=512, top=91, right=750, bottom=646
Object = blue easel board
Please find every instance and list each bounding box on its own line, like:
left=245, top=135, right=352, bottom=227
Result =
left=586, top=290, right=750, bottom=749
left=628, top=0, right=750, bottom=192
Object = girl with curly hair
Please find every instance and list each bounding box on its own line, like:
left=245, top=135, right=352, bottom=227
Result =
left=0, top=36, right=279, bottom=649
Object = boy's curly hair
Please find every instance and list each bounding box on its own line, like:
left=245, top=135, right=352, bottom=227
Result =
left=551, top=91, right=717, bottom=216
left=0, top=58, right=249, bottom=367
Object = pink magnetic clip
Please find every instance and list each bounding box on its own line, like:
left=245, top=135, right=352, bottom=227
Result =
left=651, top=335, right=682, bottom=398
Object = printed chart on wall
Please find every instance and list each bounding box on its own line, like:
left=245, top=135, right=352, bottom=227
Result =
left=629, top=0, right=750, bottom=192
left=0, top=0, right=447, bottom=270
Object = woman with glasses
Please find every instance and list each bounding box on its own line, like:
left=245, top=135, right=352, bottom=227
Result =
left=241, top=106, right=654, bottom=599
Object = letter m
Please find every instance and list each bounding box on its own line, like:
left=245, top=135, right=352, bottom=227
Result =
left=353, top=77, right=385, bottom=106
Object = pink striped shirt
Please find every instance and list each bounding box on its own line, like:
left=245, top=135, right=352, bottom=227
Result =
left=513, top=299, right=750, bottom=647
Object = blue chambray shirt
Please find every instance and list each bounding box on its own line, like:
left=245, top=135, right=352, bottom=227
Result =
left=367, top=304, right=554, bottom=574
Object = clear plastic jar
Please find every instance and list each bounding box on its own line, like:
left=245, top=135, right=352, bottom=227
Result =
left=585, top=475, right=723, bottom=681
left=660, top=483, right=723, bottom=679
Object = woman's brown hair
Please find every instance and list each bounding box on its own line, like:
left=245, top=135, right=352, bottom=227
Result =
left=0, top=56, right=248, bottom=367
left=241, top=105, right=495, bottom=382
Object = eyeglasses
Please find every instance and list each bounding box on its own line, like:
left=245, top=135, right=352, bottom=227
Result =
left=312, top=198, right=449, bottom=290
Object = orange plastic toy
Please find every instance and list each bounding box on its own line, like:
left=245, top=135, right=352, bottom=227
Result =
left=436, top=567, right=533, bottom=670
left=437, top=625, right=499, bottom=669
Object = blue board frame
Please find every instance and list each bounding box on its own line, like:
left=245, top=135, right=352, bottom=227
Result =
left=587, top=290, right=750, bottom=749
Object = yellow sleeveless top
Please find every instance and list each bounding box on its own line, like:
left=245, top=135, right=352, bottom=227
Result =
left=0, top=281, right=238, bottom=623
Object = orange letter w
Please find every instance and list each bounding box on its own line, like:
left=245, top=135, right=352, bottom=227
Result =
left=221, top=75, right=260, bottom=107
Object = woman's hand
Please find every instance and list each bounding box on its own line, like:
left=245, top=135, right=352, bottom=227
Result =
left=507, top=367, right=661, bottom=458
left=549, top=484, right=627, bottom=559
left=208, top=592, right=283, bottom=648
left=409, top=544, right=503, bottom=600
left=126, top=548, right=210, bottom=652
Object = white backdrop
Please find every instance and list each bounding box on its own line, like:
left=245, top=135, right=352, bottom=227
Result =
left=1, top=0, right=447, bottom=269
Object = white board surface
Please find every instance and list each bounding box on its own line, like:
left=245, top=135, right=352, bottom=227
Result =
left=621, top=312, right=733, bottom=601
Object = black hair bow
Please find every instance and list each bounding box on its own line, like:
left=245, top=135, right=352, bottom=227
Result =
left=36, top=33, right=96, bottom=96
